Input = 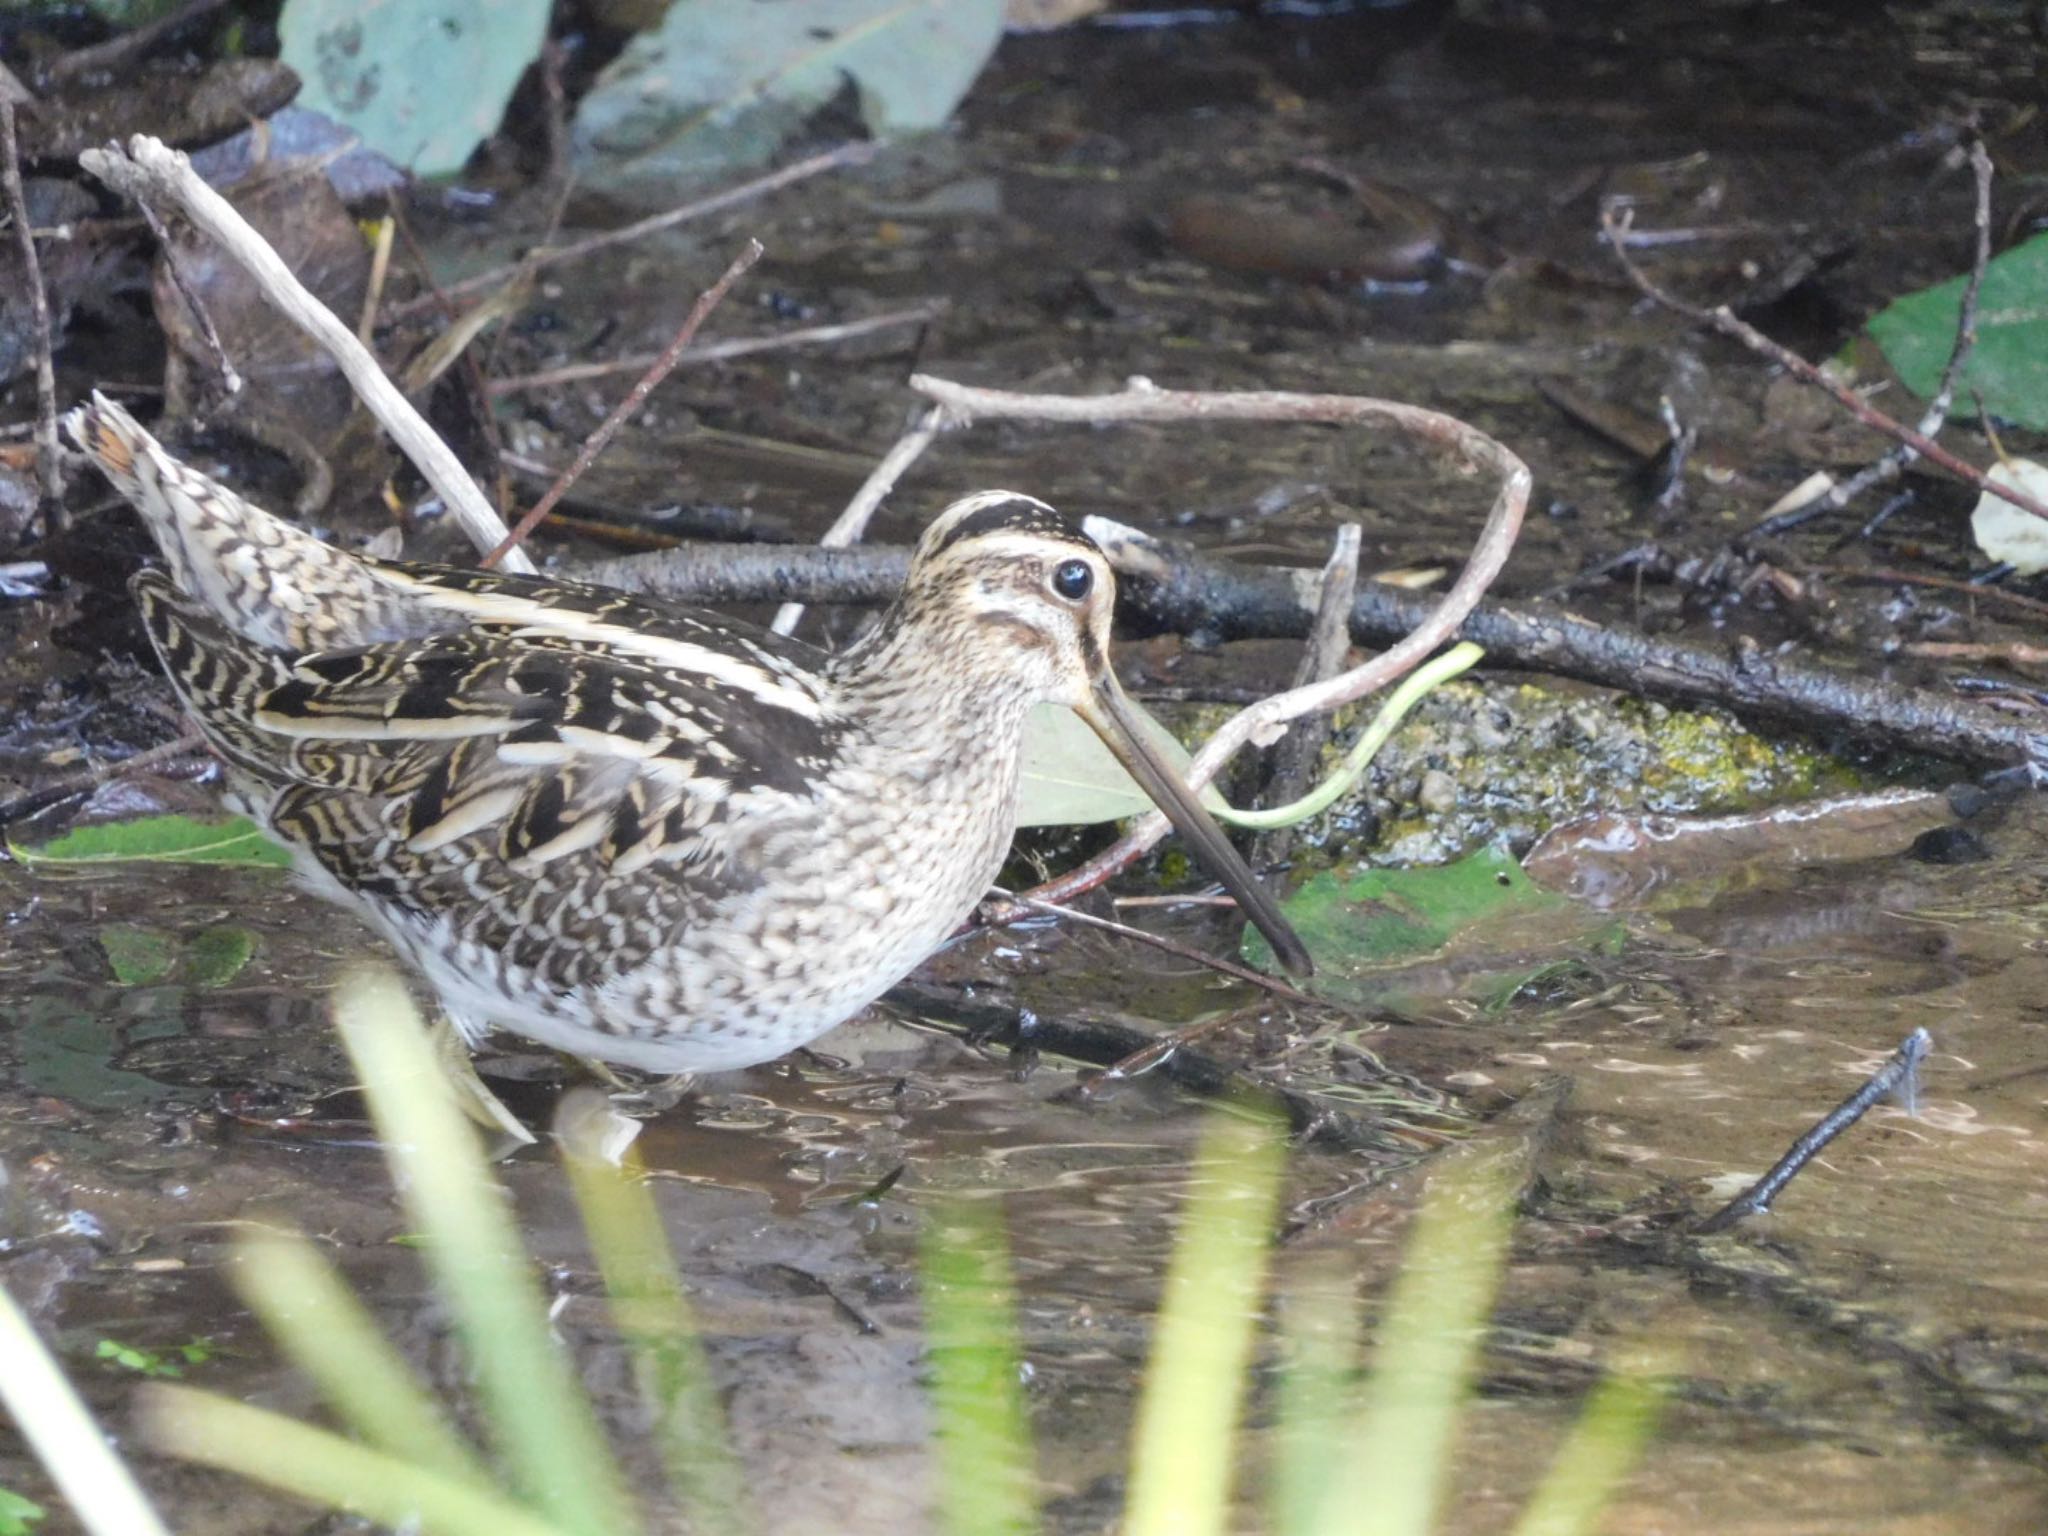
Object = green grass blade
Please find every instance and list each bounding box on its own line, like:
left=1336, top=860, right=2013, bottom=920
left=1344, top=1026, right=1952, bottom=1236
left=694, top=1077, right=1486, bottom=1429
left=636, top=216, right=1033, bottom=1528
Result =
left=331, top=965, right=636, bottom=1536
left=232, top=1227, right=488, bottom=1487
left=556, top=1106, right=749, bottom=1535
left=0, top=1280, right=172, bottom=1536
left=1311, top=1155, right=1516, bottom=1536
left=140, top=1385, right=565, bottom=1536
left=1508, top=1347, right=1672, bottom=1536
left=1272, top=1263, right=1363, bottom=1535
left=920, top=1197, right=1037, bottom=1536
left=1124, top=1109, right=1288, bottom=1536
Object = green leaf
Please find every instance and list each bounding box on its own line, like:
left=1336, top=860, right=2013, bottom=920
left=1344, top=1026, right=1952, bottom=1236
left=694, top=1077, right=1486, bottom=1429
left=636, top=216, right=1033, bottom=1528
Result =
left=184, top=926, right=258, bottom=989
left=10, top=813, right=292, bottom=869
left=1244, top=846, right=1619, bottom=1013
left=98, top=926, right=176, bottom=987
left=95, top=1340, right=183, bottom=1380
left=0, top=1487, right=46, bottom=1536
left=1015, top=701, right=1227, bottom=828
left=280, top=0, right=553, bottom=177
left=1865, top=232, right=2048, bottom=429
left=572, top=0, right=1004, bottom=198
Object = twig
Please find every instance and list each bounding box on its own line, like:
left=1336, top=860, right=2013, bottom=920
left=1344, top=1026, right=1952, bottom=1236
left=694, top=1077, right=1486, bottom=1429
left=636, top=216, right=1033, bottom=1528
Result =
left=41, top=0, right=230, bottom=85
left=485, top=305, right=942, bottom=396
left=904, top=375, right=1530, bottom=907
left=985, top=886, right=1318, bottom=1005
left=356, top=214, right=395, bottom=346
left=133, top=196, right=242, bottom=392
left=1817, top=563, right=2048, bottom=622
left=0, top=69, right=61, bottom=511
left=386, top=143, right=873, bottom=320
left=771, top=404, right=944, bottom=635
left=1600, top=201, right=2048, bottom=529
left=481, top=240, right=763, bottom=569
left=388, top=200, right=513, bottom=516
left=82, top=135, right=532, bottom=570
left=1754, top=140, right=1995, bottom=534
left=1695, top=1027, right=1932, bottom=1234
left=1251, top=522, right=1360, bottom=871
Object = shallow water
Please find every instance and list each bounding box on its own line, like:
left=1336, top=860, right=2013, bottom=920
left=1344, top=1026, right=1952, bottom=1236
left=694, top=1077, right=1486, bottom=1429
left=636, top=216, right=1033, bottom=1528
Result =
left=6, top=1, right=2048, bottom=1531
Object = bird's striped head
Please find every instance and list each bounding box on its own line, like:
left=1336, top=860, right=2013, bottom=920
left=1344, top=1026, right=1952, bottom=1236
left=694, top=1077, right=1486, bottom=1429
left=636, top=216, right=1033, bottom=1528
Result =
left=897, top=490, right=1313, bottom=977
left=900, top=491, right=1118, bottom=711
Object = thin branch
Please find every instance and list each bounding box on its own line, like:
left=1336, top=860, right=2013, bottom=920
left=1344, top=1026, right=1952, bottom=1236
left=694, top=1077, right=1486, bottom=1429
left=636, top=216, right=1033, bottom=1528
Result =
left=1601, top=201, right=2048, bottom=529
left=485, top=305, right=942, bottom=397
left=0, top=70, right=61, bottom=510
left=1755, top=139, right=1996, bottom=534
left=41, top=0, right=230, bottom=85
left=771, top=404, right=944, bottom=635
left=482, top=240, right=763, bottom=569
left=386, top=143, right=873, bottom=320
left=986, top=886, right=1318, bottom=1005
left=1696, top=1027, right=1931, bottom=1233
left=80, top=135, right=533, bottom=571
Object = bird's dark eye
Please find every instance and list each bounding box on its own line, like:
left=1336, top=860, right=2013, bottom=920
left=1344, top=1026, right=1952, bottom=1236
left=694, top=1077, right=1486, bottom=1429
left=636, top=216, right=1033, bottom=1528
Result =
left=1051, top=559, right=1093, bottom=602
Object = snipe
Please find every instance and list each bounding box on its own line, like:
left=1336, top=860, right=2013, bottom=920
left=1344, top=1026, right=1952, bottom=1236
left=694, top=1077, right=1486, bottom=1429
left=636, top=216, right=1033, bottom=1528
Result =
left=62, top=395, right=1310, bottom=1072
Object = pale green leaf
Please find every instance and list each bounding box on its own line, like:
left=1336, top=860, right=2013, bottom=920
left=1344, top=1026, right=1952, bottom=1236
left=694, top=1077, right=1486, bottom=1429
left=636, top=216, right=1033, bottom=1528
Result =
left=1015, top=700, right=1228, bottom=828
left=280, top=0, right=552, bottom=176
left=572, top=0, right=1004, bottom=198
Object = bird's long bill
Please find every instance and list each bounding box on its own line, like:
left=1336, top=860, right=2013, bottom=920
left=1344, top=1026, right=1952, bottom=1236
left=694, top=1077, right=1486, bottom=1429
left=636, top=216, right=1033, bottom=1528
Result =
left=1075, top=674, right=1314, bottom=977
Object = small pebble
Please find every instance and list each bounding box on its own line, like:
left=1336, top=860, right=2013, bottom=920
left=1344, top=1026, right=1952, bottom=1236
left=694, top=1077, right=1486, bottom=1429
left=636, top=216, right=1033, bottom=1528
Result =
left=1417, top=768, right=1459, bottom=814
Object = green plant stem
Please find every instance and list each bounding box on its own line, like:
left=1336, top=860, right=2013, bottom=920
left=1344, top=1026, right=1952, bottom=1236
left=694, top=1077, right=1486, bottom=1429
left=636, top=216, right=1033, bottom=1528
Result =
left=1124, top=1110, right=1288, bottom=1536
left=0, top=1281, right=171, bottom=1536
left=232, top=1228, right=488, bottom=1487
left=1214, top=644, right=1486, bottom=829
left=332, top=966, right=636, bottom=1536
left=140, top=1386, right=565, bottom=1536
left=920, top=1198, right=1038, bottom=1536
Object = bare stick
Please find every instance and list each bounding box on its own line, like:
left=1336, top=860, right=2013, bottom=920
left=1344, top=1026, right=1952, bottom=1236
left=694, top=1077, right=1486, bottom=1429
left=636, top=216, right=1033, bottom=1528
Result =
left=910, top=374, right=1529, bottom=903
left=987, top=887, right=1316, bottom=1005
left=387, top=143, right=873, bottom=320
left=1601, top=202, right=2048, bottom=529
left=1756, top=140, right=1995, bottom=534
left=80, top=136, right=534, bottom=571
left=486, top=306, right=943, bottom=396
left=482, top=240, right=763, bottom=569
left=1252, top=522, right=1361, bottom=871
left=0, top=72, right=60, bottom=510
left=1696, top=1027, right=1931, bottom=1233
left=42, top=0, right=229, bottom=85
left=771, top=404, right=944, bottom=635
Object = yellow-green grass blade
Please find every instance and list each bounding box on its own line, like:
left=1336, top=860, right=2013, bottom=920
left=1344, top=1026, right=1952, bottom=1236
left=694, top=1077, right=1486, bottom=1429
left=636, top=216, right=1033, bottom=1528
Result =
left=0, top=1279, right=172, bottom=1536
left=232, top=1227, right=488, bottom=1487
left=332, top=966, right=636, bottom=1536
left=141, top=1385, right=565, bottom=1536
left=920, top=1197, right=1037, bottom=1536
left=1272, top=1263, right=1364, bottom=1535
left=1309, top=1156, right=1516, bottom=1536
left=557, top=1108, right=749, bottom=1535
left=1124, top=1109, right=1288, bottom=1536
left=1508, top=1346, right=1673, bottom=1536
